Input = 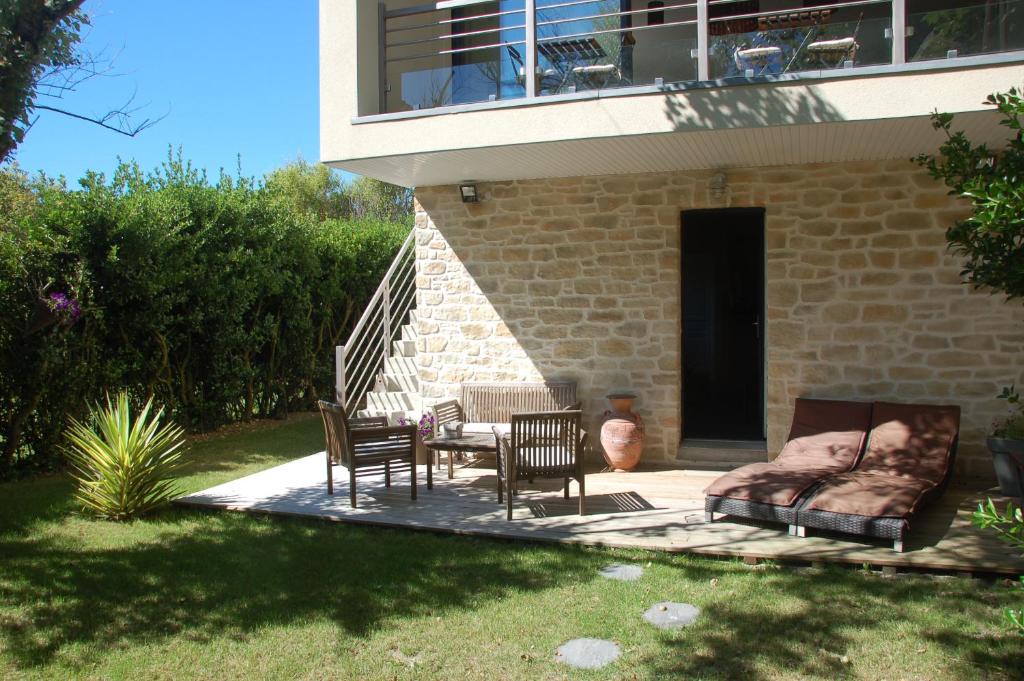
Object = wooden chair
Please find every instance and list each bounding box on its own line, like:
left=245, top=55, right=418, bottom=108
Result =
left=430, top=399, right=464, bottom=477
left=493, top=410, right=587, bottom=521
left=318, top=400, right=419, bottom=507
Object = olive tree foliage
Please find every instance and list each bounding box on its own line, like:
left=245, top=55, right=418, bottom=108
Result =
left=0, top=155, right=407, bottom=477
left=0, top=0, right=158, bottom=164
left=914, top=87, right=1024, bottom=300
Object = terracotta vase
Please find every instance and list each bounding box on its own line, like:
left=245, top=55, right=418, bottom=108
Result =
left=600, top=393, right=645, bottom=472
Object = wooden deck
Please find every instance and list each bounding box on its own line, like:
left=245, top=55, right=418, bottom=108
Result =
left=177, top=454, right=1024, bottom=575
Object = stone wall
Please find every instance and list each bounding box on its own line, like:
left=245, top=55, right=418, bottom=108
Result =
left=414, top=160, right=1024, bottom=481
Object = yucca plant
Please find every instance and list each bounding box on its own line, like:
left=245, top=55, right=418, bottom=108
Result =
left=64, top=392, right=186, bottom=520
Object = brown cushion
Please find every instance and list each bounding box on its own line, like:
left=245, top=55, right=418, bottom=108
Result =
left=705, top=398, right=873, bottom=506
left=805, top=401, right=960, bottom=517
left=706, top=462, right=843, bottom=506
left=855, top=402, right=960, bottom=483
left=773, top=397, right=873, bottom=470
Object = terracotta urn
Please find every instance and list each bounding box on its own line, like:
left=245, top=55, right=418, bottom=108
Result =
left=601, top=393, right=645, bottom=472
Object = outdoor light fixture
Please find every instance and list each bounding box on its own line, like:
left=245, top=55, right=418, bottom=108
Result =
left=459, top=183, right=479, bottom=203
left=709, top=172, right=727, bottom=199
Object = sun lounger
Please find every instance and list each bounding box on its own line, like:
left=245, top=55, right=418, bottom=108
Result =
left=795, top=401, right=960, bottom=552
left=704, top=398, right=873, bottom=529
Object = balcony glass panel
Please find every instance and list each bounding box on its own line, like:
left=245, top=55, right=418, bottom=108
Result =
left=535, top=0, right=698, bottom=95
left=907, top=0, right=1024, bottom=61
left=707, top=0, right=892, bottom=79
left=384, top=1, right=527, bottom=112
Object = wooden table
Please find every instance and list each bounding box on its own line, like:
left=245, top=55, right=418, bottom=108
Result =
left=423, top=432, right=497, bottom=480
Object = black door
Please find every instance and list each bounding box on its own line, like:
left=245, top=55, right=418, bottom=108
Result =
left=682, top=208, right=765, bottom=441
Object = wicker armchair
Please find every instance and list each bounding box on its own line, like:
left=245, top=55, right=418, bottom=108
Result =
left=493, top=410, right=587, bottom=520
left=318, top=400, right=420, bottom=507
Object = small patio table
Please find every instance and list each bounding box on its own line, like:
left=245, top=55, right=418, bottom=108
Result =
left=423, top=432, right=497, bottom=480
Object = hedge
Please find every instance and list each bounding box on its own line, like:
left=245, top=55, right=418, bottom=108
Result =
left=0, top=160, right=408, bottom=476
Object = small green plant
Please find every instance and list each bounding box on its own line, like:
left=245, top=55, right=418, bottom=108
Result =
left=64, top=392, right=186, bottom=520
left=972, top=498, right=1024, bottom=634
left=993, top=386, right=1024, bottom=439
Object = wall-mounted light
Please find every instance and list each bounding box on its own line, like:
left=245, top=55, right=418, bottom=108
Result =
left=709, top=172, right=727, bottom=199
left=459, top=183, right=479, bottom=203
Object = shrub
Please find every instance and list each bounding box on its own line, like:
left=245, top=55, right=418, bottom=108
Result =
left=64, top=392, right=185, bottom=520
left=972, top=499, right=1023, bottom=634
left=0, top=156, right=408, bottom=476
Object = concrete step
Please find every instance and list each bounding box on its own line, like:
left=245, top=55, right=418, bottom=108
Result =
left=408, top=309, right=418, bottom=325
left=384, top=356, right=417, bottom=376
left=401, top=324, right=417, bottom=342
left=392, top=339, right=415, bottom=357
left=384, top=373, right=419, bottom=392
left=676, top=441, right=769, bottom=471
left=366, top=391, right=421, bottom=415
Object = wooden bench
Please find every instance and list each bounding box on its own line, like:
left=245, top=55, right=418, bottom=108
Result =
left=459, top=381, right=578, bottom=424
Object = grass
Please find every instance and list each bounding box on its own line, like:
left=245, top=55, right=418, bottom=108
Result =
left=1, top=414, right=1021, bottom=680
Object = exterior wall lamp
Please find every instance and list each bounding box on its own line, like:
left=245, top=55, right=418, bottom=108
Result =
left=459, top=183, right=479, bottom=203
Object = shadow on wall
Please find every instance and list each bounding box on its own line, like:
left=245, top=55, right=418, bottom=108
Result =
left=661, top=80, right=846, bottom=132
left=415, top=185, right=683, bottom=461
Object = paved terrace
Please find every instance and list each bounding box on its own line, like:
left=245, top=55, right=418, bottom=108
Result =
left=177, top=454, right=1024, bottom=575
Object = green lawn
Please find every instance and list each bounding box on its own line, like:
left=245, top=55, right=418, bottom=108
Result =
left=1, top=415, right=1021, bottom=680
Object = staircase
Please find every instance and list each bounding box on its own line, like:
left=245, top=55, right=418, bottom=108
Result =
left=335, top=230, right=423, bottom=424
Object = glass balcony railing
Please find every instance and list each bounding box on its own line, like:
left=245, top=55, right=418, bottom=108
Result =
left=907, top=0, right=1023, bottom=61
left=707, top=0, right=892, bottom=78
left=377, top=0, right=1024, bottom=114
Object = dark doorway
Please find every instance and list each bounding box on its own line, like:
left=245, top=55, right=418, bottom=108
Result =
left=682, top=208, right=765, bottom=441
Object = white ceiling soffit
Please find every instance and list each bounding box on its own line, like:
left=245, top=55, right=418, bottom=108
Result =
left=327, top=110, right=1005, bottom=188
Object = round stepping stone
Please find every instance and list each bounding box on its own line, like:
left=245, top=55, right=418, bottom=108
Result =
left=599, top=563, right=644, bottom=581
left=642, top=602, right=701, bottom=630
left=554, top=638, right=621, bottom=669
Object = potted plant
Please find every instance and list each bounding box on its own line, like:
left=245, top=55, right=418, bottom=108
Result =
left=398, top=412, right=435, bottom=465
left=989, top=386, right=1024, bottom=497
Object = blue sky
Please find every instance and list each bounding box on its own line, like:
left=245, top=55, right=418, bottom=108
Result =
left=12, top=0, right=326, bottom=183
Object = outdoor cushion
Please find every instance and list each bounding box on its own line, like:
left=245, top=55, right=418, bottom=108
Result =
left=705, top=397, right=873, bottom=506
left=804, top=402, right=960, bottom=517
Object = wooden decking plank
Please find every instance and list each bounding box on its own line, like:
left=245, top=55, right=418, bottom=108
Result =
left=176, top=454, right=1024, bottom=575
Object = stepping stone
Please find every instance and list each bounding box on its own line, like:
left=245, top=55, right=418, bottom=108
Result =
left=555, top=638, right=621, bottom=669
left=599, top=563, right=644, bottom=581
left=643, top=602, right=701, bottom=630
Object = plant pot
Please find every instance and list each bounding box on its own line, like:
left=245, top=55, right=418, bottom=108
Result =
left=600, top=394, right=644, bottom=472
left=415, top=435, right=430, bottom=465
left=987, top=436, right=1024, bottom=497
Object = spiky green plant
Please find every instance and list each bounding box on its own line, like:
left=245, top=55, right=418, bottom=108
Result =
left=64, top=392, right=185, bottom=520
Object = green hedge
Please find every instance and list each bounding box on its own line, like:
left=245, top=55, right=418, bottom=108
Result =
left=0, top=160, right=408, bottom=476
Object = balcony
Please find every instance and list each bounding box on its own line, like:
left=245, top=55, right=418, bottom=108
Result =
left=377, top=0, right=1023, bottom=115
left=320, top=0, right=1024, bottom=185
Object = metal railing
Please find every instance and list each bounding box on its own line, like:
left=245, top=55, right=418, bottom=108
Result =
left=335, top=229, right=417, bottom=415
left=377, top=0, right=1023, bottom=113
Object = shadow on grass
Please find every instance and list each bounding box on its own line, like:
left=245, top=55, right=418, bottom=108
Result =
left=0, top=508, right=608, bottom=670
left=634, top=565, right=1023, bottom=680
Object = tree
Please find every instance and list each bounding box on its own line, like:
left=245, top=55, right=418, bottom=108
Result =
left=0, top=0, right=158, bottom=164
left=264, top=159, right=414, bottom=224
left=914, top=87, right=1024, bottom=300
left=264, top=157, right=351, bottom=220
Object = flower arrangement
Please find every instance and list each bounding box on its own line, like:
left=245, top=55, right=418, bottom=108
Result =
left=399, top=411, right=435, bottom=439
left=992, top=386, right=1024, bottom=440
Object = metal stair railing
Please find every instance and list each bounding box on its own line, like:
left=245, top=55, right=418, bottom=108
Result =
left=336, top=229, right=416, bottom=416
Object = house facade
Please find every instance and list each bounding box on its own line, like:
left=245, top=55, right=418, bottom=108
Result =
left=320, top=0, right=1024, bottom=480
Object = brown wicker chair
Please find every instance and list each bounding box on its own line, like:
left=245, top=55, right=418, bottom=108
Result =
left=318, top=400, right=420, bottom=507
left=493, top=410, right=587, bottom=520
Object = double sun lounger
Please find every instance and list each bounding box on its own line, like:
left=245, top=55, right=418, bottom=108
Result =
left=704, top=398, right=961, bottom=552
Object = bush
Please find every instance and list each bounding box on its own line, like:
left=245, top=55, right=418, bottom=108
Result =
left=0, top=156, right=408, bottom=476
left=64, top=392, right=185, bottom=520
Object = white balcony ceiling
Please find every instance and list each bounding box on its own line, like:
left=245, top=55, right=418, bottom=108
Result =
left=327, top=109, right=1005, bottom=188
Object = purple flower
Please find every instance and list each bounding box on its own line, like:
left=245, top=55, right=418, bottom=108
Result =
left=46, top=291, right=82, bottom=323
